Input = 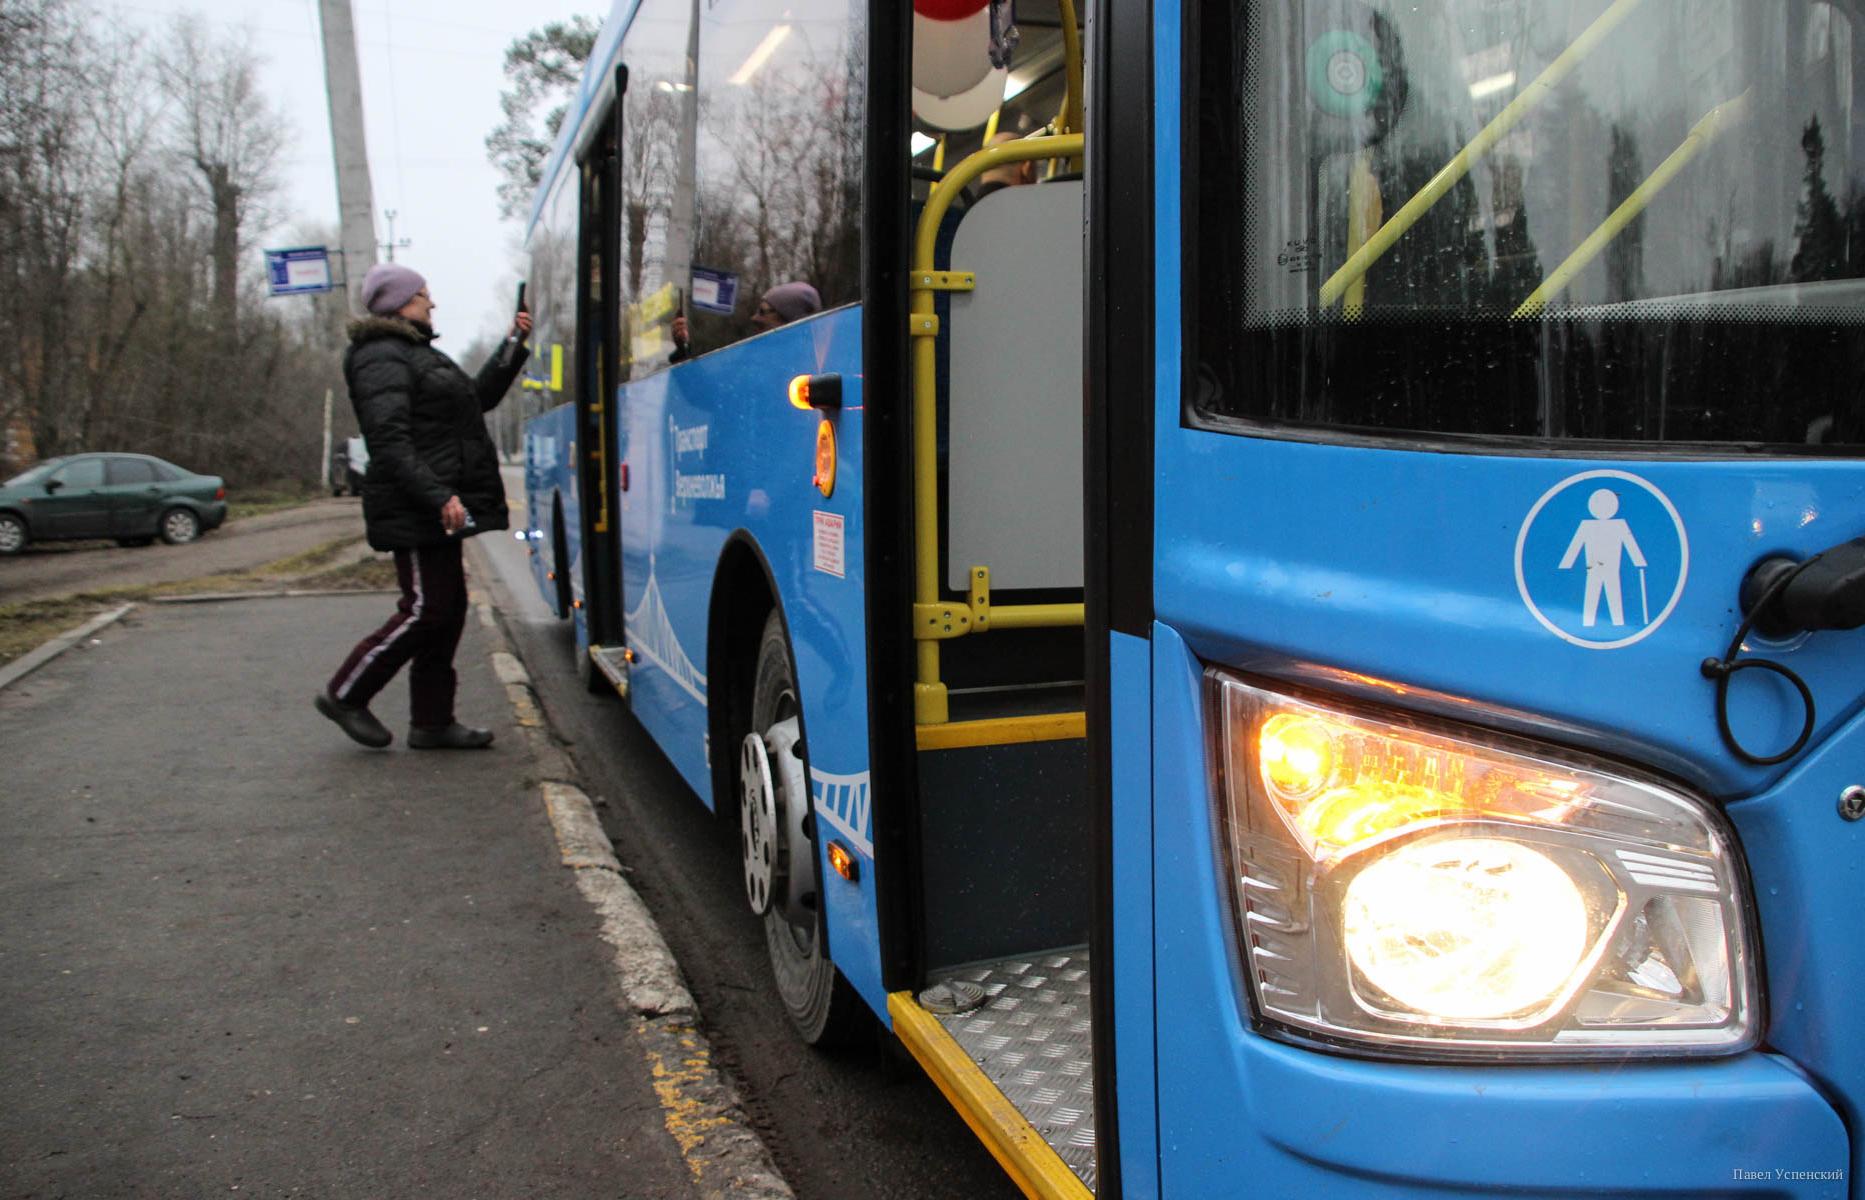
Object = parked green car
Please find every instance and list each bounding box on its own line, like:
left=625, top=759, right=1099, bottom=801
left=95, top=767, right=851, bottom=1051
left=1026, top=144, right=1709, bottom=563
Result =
left=0, top=453, right=228, bottom=555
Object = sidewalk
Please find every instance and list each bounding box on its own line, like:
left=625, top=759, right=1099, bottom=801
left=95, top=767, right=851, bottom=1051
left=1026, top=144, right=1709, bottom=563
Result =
left=0, top=594, right=697, bottom=1198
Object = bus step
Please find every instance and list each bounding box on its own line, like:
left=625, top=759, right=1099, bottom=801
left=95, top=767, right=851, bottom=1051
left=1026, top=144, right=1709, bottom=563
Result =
left=587, top=645, right=630, bottom=697
left=902, top=948, right=1096, bottom=1195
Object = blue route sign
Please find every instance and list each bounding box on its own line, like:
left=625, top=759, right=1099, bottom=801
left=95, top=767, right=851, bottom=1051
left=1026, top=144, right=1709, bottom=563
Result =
left=264, top=246, right=334, bottom=297
left=689, top=266, right=739, bottom=315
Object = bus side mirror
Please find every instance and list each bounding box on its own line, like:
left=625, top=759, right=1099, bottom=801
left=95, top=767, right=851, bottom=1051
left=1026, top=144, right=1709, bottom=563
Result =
left=43, top=479, right=62, bottom=494
left=1742, top=539, right=1865, bottom=637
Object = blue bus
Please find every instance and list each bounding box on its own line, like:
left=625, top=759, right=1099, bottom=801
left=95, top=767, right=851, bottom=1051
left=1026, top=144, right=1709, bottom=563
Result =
left=518, top=0, right=1865, bottom=1194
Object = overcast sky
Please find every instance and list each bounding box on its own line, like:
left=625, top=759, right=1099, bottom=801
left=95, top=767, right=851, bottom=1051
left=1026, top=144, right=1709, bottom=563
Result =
left=111, top=0, right=603, bottom=348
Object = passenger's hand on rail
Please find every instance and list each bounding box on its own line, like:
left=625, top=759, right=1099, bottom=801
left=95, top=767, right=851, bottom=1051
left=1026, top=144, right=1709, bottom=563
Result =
left=511, top=311, right=532, bottom=343
left=671, top=315, right=688, bottom=348
left=441, top=495, right=467, bottom=533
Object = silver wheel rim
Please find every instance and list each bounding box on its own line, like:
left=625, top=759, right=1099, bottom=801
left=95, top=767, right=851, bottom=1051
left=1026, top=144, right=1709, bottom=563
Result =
left=164, top=511, right=197, bottom=542
left=740, top=733, right=778, bottom=916
left=0, top=518, right=21, bottom=552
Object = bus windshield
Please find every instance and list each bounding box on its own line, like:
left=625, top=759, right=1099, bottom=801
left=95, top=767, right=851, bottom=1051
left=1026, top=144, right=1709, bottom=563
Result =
left=1195, top=0, right=1865, bottom=448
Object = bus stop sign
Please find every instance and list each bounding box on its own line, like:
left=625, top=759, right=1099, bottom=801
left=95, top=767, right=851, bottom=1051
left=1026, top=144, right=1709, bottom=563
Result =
left=264, top=246, right=334, bottom=296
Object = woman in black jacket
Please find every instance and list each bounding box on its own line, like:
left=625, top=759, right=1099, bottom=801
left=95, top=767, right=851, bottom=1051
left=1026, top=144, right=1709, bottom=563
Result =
left=315, top=263, right=530, bottom=750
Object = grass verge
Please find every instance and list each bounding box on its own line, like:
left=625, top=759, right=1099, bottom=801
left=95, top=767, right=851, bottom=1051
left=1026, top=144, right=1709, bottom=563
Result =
left=226, top=482, right=325, bottom=522
left=0, top=536, right=396, bottom=668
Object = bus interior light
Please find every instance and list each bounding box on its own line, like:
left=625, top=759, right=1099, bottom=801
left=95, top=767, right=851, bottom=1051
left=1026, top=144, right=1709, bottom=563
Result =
left=1210, top=670, right=1758, bottom=1057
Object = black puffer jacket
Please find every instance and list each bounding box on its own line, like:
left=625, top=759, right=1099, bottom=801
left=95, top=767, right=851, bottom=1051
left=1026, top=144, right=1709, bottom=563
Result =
left=343, top=316, right=527, bottom=551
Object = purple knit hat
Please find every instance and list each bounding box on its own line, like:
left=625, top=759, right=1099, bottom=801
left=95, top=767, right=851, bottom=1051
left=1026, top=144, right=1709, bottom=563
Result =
left=362, top=263, right=427, bottom=316
left=761, top=282, right=822, bottom=324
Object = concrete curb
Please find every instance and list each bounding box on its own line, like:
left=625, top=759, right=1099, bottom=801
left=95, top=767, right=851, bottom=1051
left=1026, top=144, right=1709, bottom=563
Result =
left=0, top=604, right=136, bottom=693
left=148, top=588, right=399, bottom=603
left=468, top=585, right=795, bottom=1200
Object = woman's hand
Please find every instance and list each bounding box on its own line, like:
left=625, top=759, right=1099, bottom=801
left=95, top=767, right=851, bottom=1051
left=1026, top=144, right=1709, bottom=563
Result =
left=671, top=314, right=689, bottom=347
left=511, top=311, right=533, bottom=343
left=441, top=495, right=467, bottom=533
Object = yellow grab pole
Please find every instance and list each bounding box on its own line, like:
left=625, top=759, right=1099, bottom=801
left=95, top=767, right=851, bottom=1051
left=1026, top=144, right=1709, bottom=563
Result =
left=1514, top=91, right=1750, bottom=318
left=1343, top=150, right=1381, bottom=318
left=1318, top=0, right=1647, bottom=308
left=910, top=134, right=1086, bottom=724
left=1058, top=0, right=1084, bottom=143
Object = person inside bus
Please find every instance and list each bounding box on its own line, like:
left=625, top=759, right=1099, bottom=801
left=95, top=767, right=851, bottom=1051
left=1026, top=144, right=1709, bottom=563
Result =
left=670, top=281, right=821, bottom=362
left=315, top=262, right=530, bottom=751
left=973, top=130, right=1036, bottom=200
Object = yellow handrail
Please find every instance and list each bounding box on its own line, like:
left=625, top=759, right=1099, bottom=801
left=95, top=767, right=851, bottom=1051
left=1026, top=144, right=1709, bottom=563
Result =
left=1318, top=0, right=1647, bottom=309
left=1514, top=90, right=1750, bottom=318
left=910, top=133, right=1086, bottom=725
left=1057, top=0, right=1083, bottom=142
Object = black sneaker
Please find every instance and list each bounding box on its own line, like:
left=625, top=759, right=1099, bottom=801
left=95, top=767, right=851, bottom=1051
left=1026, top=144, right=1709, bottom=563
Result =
left=407, top=723, right=494, bottom=750
left=315, top=691, right=392, bottom=748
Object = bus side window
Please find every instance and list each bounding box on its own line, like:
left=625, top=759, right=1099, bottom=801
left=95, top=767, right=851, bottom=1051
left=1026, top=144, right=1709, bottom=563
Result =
left=687, top=0, right=865, bottom=357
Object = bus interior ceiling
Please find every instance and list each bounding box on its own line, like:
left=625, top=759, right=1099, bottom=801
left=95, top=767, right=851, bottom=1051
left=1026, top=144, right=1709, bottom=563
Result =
left=901, top=10, right=1096, bottom=1183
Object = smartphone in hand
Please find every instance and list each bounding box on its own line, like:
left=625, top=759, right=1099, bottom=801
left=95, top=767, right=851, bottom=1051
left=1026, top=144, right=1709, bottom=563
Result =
left=499, top=282, right=528, bottom=367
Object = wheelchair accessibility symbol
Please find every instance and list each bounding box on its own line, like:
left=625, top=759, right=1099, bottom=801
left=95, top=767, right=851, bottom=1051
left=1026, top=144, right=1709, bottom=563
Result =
left=1514, top=470, right=1689, bottom=650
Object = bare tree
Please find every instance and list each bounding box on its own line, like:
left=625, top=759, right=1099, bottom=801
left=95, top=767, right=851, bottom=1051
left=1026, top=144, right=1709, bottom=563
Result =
left=156, top=16, right=287, bottom=337
left=0, top=0, right=341, bottom=487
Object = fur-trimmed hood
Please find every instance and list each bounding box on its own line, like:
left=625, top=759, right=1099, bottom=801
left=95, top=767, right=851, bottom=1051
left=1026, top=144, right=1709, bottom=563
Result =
left=346, top=315, right=436, bottom=346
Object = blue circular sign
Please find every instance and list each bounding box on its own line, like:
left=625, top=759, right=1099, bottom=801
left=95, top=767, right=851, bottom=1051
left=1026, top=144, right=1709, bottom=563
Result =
left=1514, top=470, right=1690, bottom=650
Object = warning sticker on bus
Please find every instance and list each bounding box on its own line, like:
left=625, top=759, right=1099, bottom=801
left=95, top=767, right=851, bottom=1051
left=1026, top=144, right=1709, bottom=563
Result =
left=813, top=511, right=845, bottom=578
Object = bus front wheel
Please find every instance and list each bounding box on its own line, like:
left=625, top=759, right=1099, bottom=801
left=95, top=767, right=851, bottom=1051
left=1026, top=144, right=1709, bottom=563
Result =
left=742, top=611, right=860, bottom=1046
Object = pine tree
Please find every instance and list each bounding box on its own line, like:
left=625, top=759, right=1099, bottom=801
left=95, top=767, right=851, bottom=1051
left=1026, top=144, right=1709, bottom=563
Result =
left=1791, top=117, right=1846, bottom=283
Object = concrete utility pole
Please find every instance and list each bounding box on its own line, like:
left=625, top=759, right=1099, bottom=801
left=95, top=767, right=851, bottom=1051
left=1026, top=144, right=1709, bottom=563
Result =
left=317, top=0, right=378, bottom=316
left=381, top=209, right=412, bottom=262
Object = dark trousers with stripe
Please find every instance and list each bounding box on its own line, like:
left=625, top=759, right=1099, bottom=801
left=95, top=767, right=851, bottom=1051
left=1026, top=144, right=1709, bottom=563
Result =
left=327, top=540, right=467, bottom=728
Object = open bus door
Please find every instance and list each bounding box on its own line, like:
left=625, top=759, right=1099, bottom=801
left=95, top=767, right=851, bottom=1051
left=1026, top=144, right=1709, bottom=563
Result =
left=575, top=76, right=625, bottom=691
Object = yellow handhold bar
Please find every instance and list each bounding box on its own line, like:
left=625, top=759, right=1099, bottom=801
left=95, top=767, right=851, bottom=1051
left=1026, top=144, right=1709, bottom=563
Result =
left=1514, top=90, right=1750, bottom=318
left=1057, top=0, right=1084, bottom=143
left=1318, top=0, right=1647, bottom=309
left=910, top=133, right=1086, bottom=725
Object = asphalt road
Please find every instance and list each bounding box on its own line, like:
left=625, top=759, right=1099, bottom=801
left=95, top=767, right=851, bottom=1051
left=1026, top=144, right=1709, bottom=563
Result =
left=0, top=498, right=367, bottom=605
left=475, top=474, right=1023, bottom=1200
left=0, top=595, right=698, bottom=1199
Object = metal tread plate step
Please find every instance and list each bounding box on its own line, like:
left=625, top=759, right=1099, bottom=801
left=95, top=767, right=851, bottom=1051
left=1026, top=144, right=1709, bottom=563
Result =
left=931, top=948, right=1096, bottom=1192
left=588, top=644, right=630, bottom=696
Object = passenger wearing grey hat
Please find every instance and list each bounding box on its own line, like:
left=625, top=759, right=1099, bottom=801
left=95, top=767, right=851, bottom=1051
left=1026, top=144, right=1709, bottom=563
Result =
left=316, top=268, right=532, bottom=751
left=669, top=280, right=822, bottom=362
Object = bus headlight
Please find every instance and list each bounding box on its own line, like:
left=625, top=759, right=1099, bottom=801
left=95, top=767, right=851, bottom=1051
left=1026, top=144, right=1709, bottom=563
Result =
left=1211, top=671, right=1760, bottom=1058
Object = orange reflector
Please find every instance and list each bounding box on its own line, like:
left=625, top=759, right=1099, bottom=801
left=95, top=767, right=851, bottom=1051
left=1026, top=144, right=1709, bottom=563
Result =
left=546, top=570, right=556, bottom=580
left=572, top=599, right=583, bottom=610
left=814, top=420, right=836, bottom=498
left=827, top=841, right=858, bottom=882
left=789, top=375, right=813, bottom=409
left=623, top=648, right=636, bottom=663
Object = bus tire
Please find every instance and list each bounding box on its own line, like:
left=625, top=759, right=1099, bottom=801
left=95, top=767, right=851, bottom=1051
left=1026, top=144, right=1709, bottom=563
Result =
left=551, top=501, right=573, bottom=619
left=744, top=610, right=861, bottom=1046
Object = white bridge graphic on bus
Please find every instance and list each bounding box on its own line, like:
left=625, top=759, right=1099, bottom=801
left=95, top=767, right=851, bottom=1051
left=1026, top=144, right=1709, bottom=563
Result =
left=811, top=769, right=872, bottom=860
left=624, top=564, right=708, bottom=704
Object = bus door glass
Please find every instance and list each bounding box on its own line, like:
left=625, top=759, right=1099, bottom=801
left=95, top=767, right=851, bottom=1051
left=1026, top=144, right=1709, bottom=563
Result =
left=1155, top=0, right=1865, bottom=1192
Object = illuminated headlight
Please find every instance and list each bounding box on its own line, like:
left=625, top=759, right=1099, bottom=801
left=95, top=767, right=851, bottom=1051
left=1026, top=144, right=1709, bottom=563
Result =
left=1213, top=672, right=1759, bottom=1058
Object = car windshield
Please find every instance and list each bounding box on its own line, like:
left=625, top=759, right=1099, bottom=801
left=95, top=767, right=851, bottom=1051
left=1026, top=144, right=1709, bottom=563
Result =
left=1195, top=0, right=1865, bottom=448
left=4, top=461, right=62, bottom=487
